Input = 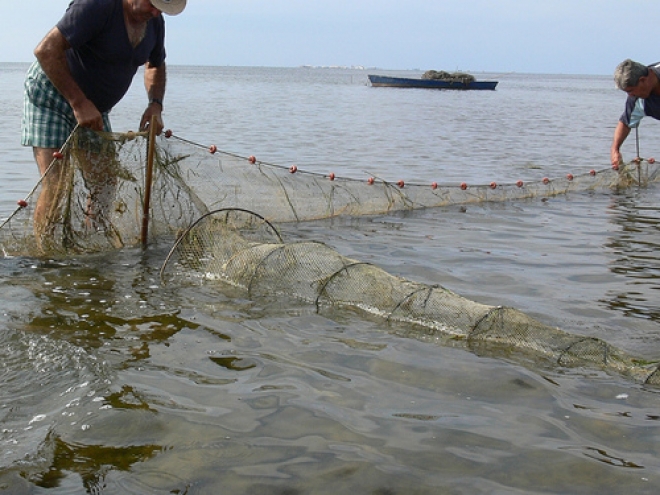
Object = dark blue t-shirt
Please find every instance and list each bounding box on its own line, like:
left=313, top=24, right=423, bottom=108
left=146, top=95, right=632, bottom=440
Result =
left=620, top=66, right=660, bottom=128
left=57, top=0, right=166, bottom=113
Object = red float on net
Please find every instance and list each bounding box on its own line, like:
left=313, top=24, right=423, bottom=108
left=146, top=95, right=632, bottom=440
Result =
left=289, top=165, right=298, bottom=174
left=208, top=145, right=217, bottom=154
left=248, top=156, right=256, bottom=164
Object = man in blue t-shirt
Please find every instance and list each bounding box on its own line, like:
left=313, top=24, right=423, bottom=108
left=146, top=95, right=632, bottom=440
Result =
left=21, top=0, right=186, bottom=246
left=611, top=59, right=660, bottom=166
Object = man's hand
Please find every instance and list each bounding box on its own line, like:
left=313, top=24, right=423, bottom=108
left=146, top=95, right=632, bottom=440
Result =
left=140, top=103, right=164, bottom=135
left=611, top=121, right=631, bottom=167
left=72, top=98, right=105, bottom=131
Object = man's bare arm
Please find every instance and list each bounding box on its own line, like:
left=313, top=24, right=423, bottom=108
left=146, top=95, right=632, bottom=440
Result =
left=610, top=120, right=631, bottom=166
left=34, top=27, right=104, bottom=130
left=140, top=62, right=166, bottom=133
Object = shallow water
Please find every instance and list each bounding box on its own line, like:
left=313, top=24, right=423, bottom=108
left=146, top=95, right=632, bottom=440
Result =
left=1, top=63, right=659, bottom=494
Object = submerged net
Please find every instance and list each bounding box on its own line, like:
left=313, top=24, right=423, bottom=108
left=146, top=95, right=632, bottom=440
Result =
left=2, top=128, right=660, bottom=384
left=159, top=207, right=660, bottom=386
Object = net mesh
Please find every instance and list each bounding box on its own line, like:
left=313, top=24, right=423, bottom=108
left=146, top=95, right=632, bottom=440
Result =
left=0, top=129, right=207, bottom=256
left=2, top=128, right=660, bottom=385
left=160, top=208, right=660, bottom=386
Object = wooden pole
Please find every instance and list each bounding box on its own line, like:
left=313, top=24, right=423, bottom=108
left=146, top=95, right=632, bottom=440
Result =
left=141, top=116, right=157, bottom=248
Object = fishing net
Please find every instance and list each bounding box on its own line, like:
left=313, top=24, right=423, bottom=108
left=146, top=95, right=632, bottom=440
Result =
left=159, top=207, right=660, bottom=386
left=0, top=128, right=207, bottom=256
left=3, top=127, right=659, bottom=258
left=2, top=127, right=660, bottom=384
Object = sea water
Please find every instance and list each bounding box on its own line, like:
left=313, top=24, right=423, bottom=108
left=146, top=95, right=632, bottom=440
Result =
left=0, top=63, right=659, bottom=494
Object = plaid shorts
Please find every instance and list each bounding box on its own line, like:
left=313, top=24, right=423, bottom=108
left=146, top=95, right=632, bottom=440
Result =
left=21, top=61, right=111, bottom=149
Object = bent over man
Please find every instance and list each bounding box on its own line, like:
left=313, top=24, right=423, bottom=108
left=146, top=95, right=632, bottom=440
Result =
left=21, top=0, right=186, bottom=247
left=611, top=59, right=660, bottom=166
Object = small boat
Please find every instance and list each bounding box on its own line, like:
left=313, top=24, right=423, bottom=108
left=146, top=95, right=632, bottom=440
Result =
left=368, top=74, right=498, bottom=90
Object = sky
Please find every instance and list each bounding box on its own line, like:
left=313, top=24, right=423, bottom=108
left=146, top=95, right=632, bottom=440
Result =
left=3, top=0, right=660, bottom=75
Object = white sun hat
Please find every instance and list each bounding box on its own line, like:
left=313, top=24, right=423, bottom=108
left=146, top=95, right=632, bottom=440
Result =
left=150, top=0, right=187, bottom=16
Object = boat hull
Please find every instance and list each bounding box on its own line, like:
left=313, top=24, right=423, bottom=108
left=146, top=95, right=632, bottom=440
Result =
left=368, top=75, right=498, bottom=90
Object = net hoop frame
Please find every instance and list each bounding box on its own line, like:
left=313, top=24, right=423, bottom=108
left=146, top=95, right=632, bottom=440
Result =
left=159, top=207, right=283, bottom=280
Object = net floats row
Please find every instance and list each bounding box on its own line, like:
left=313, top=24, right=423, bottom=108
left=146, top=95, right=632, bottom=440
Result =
left=171, top=131, right=657, bottom=193
left=14, top=162, right=647, bottom=212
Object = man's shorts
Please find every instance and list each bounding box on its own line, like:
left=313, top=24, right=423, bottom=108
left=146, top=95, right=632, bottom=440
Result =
left=21, top=61, right=111, bottom=149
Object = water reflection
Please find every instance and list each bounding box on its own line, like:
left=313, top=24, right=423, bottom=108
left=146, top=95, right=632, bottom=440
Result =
left=27, top=434, right=161, bottom=492
left=604, top=190, right=660, bottom=321
left=21, top=253, right=199, bottom=348
left=0, top=250, right=205, bottom=486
